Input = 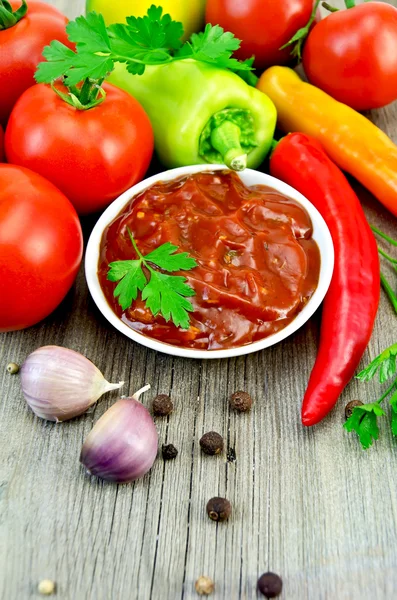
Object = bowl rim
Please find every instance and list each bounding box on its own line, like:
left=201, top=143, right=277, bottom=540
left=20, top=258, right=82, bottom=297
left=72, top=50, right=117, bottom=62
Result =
left=85, top=164, right=334, bottom=360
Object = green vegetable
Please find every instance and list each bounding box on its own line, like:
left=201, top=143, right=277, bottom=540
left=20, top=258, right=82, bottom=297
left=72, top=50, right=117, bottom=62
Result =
left=107, top=229, right=197, bottom=329
left=371, top=225, right=397, bottom=314
left=344, top=343, right=397, bottom=449
left=35, top=7, right=277, bottom=171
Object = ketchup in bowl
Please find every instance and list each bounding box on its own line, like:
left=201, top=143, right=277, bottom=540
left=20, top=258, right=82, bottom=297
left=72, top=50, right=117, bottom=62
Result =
left=98, top=170, right=320, bottom=350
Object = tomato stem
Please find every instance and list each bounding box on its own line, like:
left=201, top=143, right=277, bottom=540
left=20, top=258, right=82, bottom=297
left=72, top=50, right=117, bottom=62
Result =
left=321, top=2, right=339, bottom=12
left=50, top=80, right=106, bottom=110
left=279, top=0, right=321, bottom=62
left=344, top=0, right=356, bottom=8
left=0, top=0, right=27, bottom=30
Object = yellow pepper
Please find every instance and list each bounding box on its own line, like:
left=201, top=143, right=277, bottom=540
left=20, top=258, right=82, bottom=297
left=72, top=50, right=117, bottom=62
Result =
left=85, top=0, right=206, bottom=40
left=257, top=66, right=397, bottom=217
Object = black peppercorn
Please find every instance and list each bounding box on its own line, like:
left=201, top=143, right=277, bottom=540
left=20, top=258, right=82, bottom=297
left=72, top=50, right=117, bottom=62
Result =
left=230, top=391, right=253, bottom=412
left=206, top=497, right=231, bottom=522
left=152, top=394, right=173, bottom=416
left=345, top=400, right=364, bottom=419
left=162, top=444, right=178, bottom=460
left=257, top=572, right=283, bottom=598
left=200, top=431, right=224, bottom=455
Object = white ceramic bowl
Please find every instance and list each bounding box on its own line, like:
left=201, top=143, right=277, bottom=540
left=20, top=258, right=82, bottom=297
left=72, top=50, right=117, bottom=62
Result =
left=85, top=164, right=334, bottom=359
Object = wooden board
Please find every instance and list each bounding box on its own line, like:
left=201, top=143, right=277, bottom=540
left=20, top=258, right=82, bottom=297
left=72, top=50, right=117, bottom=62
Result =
left=1, top=1, right=397, bottom=598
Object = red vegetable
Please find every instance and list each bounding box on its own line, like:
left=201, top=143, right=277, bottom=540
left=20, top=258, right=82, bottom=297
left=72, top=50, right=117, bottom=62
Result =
left=205, top=0, right=316, bottom=70
left=5, top=82, right=154, bottom=215
left=0, top=0, right=71, bottom=126
left=303, top=1, right=397, bottom=111
left=0, top=125, right=4, bottom=162
left=0, top=165, right=83, bottom=332
left=270, top=133, right=380, bottom=426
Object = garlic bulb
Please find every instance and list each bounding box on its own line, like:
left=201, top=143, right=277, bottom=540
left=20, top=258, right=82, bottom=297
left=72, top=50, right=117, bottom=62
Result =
left=80, top=385, right=158, bottom=483
left=20, top=346, right=124, bottom=422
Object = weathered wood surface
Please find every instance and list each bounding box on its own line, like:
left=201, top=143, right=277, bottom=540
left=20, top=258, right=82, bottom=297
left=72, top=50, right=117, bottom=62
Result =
left=1, top=1, right=397, bottom=598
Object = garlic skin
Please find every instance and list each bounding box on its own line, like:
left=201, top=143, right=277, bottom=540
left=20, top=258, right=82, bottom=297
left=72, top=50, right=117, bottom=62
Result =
left=20, top=346, right=124, bottom=422
left=80, top=385, right=158, bottom=483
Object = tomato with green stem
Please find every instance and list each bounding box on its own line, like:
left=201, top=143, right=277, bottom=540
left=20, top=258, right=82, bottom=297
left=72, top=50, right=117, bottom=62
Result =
left=205, top=0, right=317, bottom=69
left=0, top=0, right=72, bottom=126
left=0, top=164, right=83, bottom=332
left=5, top=81, right=154, bottom=215
left=287, top=0, right=397, bottom=111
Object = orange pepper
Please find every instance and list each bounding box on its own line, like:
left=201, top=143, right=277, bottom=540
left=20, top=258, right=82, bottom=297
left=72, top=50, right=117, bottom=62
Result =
left=257, top=67, right=397, bottom=217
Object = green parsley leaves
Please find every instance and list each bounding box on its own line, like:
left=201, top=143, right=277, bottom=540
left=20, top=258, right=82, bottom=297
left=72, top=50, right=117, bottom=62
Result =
left=107, top=229, right=197, bottom=329
left=356, top=344, right=397, bottom=384
left=35, top=5, right=257, bottom=87
left=344, top=403, right=385, bottom=450
left=344, top=343, right=397, bottom=449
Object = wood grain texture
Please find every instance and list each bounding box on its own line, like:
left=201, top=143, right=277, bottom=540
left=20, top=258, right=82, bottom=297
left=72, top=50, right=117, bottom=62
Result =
left=1, top=1, right=397, bottom=598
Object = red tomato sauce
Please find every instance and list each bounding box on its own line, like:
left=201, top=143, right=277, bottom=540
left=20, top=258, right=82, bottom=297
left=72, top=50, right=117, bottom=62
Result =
left=98, top=170, right=320, bottom=350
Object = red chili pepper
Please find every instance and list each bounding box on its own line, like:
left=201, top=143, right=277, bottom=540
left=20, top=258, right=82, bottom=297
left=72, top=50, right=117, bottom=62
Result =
left=270, top=133, right=380, bottom=426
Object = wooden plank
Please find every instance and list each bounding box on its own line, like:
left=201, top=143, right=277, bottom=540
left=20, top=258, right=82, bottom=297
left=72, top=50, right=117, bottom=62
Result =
left=1, top=1, right=397, bottom=598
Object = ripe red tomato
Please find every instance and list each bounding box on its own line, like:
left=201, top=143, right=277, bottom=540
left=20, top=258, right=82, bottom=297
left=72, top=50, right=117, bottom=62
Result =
left=303, top=2, right=397, bottom=111
left=5, top=83, right=154, bottom=215
left=205, top=0, right=315, bottom=69
left=0, top=1, right=71, bottom=127
left=0, top=165, right=83, bottom=332
left=0, top=126, right=4, bottom=162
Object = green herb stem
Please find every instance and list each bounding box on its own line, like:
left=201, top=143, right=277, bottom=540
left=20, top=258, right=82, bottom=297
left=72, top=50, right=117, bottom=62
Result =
left=377, top=379, right=397, bottom=405
left=378, top=248, right=397, bottom=265
left=380, top=272, right=397, bottom=314
left=128, top=229, right=144, bottom=261
left=371, top=225, right=397, bottom=247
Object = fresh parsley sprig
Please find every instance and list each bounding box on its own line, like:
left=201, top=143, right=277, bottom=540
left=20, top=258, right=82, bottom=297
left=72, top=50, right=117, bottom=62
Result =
left=344, top=343, right=397, bottom=449
left=107, top=229, right=197, bottom=329
left=35, top=5, right=257, bottom=92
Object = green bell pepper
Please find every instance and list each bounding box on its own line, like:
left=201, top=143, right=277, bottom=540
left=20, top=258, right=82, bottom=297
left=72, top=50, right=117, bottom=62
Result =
left=109, top=59, right=277, bottom=171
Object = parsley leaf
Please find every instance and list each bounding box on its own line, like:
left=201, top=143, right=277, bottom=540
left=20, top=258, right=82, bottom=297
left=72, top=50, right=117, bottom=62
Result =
left=107, top=230, right=197, bottom=328
left=189, top=25, right=241, bottom=59
left=67, top=12, right=111, bottom=53
left=144, top=242, right=197, bottom=272
left=35, top=41, right=77, bottom=83
left=108, top=260, right=146, bottom=311
left=344, top=403, right=385, bottom=450
left=356, top=343, right=397, bottom=383
left=178, top=24, right=255, bottom=78
left=125, top=5, right=183, bottom=53
left=142, top=271, right=194, bottom=329
left=390, top=390, right=397, bottom=437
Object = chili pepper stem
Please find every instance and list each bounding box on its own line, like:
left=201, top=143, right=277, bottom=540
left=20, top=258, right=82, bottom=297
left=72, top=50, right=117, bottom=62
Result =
left=210, top=121, right=247, bottom=171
